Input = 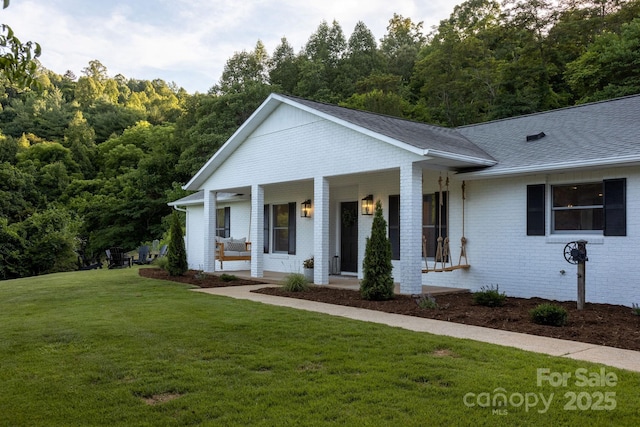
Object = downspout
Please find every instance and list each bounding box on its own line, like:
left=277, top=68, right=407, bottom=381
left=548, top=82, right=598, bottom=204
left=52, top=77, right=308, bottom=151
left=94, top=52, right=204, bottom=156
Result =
left=172, top=205, right=187, bottom=213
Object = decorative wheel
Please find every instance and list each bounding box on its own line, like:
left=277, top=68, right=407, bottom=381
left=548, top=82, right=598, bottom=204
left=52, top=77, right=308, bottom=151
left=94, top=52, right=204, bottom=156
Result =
left=563, top=242, right=580, bottom=264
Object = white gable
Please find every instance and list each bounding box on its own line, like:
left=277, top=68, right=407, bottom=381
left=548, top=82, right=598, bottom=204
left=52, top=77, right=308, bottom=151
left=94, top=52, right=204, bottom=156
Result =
left=200, top=103, right=425, bottom=190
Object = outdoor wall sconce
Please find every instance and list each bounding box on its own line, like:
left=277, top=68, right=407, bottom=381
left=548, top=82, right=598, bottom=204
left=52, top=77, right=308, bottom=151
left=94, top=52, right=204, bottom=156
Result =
left=361, top=194, right=374, bottom=215
left=301, top=199, right=312, bottom=218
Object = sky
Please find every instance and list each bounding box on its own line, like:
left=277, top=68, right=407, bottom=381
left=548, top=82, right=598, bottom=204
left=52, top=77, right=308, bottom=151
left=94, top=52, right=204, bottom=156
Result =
left=3, top=0, right=463, bottom=94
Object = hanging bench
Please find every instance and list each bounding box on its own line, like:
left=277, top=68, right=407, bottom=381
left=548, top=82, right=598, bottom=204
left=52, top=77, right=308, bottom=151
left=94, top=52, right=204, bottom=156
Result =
left=215, top=238, right=251, bottom=269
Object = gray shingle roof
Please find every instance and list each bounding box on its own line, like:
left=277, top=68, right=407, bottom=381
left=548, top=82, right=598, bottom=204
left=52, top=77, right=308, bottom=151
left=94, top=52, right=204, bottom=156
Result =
left=281, top=95, right=496, bottom=163
left=456, top=94, right=640, bottom=176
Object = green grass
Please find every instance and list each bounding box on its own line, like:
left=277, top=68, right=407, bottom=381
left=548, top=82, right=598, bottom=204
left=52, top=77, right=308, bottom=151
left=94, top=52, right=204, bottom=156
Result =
left=1, top=267, right=639, bottom=426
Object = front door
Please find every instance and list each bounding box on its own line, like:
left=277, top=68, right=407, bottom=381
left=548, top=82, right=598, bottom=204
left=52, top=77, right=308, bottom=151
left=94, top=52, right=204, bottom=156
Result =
left=340, top=201, right=358, bottom=273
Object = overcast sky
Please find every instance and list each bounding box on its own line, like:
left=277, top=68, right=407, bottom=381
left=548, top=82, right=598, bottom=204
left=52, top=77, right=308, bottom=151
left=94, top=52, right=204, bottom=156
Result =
left=3, top=0, right=463, bottom=93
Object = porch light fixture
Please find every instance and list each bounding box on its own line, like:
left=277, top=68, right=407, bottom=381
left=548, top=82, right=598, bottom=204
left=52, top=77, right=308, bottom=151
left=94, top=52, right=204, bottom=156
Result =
left=301, top=199, right=312, bottom=218
left=361, top=194, right=374, bottom=215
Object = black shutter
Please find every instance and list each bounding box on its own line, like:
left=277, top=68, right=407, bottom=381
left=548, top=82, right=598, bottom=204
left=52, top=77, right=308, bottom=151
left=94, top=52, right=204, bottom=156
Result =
left=604, top=178, right=626, bottom=236
left=527, top=184, right=545, bottom=236
left=224, top=207, right=231, bottom=238
left=288, top=202, right=296, bottom=255
left=263, top=204, right=270, bottom=253
left=388, top=195, right=400, bottom=260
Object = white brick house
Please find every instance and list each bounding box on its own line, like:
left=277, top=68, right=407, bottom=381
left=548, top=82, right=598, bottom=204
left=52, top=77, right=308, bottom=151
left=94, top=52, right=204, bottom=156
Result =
left=170, top=93, right=640, bottom=306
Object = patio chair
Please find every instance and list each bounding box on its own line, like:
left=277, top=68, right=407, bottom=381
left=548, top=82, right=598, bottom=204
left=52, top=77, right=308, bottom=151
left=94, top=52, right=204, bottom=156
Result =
left=133, top=245, right=152, bottom=265
left=106, top=247, right=131, bottom=269
left=157, top=244, right=168, bottom=258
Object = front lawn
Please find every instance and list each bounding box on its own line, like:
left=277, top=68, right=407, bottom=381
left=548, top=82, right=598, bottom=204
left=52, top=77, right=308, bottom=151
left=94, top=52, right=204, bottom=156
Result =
left=1, top=267, right=638, bottom=426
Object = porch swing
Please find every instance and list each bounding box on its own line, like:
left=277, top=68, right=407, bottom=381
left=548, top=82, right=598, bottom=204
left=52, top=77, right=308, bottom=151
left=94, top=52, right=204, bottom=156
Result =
left=422, top=176, right=470, bottom=273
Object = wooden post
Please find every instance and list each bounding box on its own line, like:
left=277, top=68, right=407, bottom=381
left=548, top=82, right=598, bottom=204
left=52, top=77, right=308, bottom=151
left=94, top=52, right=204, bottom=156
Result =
left=576, top=240, right=587, bottom=310
left=577, top=262, right=585, bottom=310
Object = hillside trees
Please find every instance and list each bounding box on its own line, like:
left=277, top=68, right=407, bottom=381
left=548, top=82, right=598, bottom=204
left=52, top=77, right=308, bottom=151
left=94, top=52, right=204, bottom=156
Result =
left=2, top=2, right=640, bottom=279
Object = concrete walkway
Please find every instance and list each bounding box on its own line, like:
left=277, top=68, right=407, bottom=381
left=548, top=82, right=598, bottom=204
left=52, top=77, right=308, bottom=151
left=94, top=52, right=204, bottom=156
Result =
left=193, top=284, right=640, bottom=373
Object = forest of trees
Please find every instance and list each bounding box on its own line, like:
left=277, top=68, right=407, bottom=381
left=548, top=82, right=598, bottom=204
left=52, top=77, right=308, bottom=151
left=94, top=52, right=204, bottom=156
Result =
left=1, top=0, right=640, bottom=279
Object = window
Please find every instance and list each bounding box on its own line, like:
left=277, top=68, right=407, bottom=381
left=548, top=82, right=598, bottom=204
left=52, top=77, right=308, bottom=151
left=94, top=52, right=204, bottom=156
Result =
left=527, top=179, right=626, bottom=236
left=270, top=203, right=296, bottom=254
left=216, top=207, right=230, bottom=238
left=552, top=183, right=603, bottom=232
left=387, top=193, right=448, bottom=260
left=423, top=193, right=447, bottom=258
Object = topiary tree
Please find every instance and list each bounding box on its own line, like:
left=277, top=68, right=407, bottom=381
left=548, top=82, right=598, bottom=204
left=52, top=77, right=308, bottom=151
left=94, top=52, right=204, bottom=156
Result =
left=360, top=200, right=394, bottom=300
left=167, top=211, right=188, bottom=276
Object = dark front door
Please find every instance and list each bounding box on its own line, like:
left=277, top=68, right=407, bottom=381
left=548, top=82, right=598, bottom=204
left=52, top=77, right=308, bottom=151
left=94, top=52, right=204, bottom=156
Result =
left=340, top=201, right=358, bottom=273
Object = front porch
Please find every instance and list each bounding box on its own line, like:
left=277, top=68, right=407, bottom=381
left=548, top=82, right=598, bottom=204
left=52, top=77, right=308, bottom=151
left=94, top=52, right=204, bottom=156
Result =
left=214, top=270, right=469, bottom=295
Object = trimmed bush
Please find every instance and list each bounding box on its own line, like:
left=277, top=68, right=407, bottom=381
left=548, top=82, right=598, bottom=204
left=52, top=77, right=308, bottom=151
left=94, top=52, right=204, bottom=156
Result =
left=282, top=273, right=309, bottom=292
left=473, top=285, right=506, bottom=307
left=220, top=273, right=238, bottom=282
left=530, top=303, right=568, bottom=326
left=167, top=212, right=188, bottom=276
left=360, top=200, right=394, bottom=301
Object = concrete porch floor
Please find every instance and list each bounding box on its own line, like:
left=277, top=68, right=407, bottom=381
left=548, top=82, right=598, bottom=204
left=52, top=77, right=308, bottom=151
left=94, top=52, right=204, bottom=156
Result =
left=211, top=270, right=468, bottom=295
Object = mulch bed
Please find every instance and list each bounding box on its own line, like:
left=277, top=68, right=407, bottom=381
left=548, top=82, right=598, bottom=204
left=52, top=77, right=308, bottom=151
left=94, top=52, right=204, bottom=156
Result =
left=138, top=267, right=261, bottom=287
left=139, top=268, right=640, bottom=352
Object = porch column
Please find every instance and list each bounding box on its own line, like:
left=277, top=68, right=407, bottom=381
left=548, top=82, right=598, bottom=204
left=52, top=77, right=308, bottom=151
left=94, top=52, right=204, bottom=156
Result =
left=251, top=184, right=264, bottom=278
left=400, top=162, right=423, bottom=294
left=203, top=190, right=217, bottom=273
left=313, top=176, right=329, bottom=285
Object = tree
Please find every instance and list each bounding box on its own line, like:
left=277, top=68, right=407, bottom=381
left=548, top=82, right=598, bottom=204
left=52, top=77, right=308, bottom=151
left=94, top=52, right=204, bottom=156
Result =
left=214, top=41, right=269, bottom=95
left=380, top=14, right=427, bottom=82
left=295, top=20, right=347, bottom=100
left=0, top=0, right=41, bottom=88
left=64, top=110, right=97, bottom=178
left=14, top=206, right=81, bottom=276
left=565, top=18, right=640, bottom=102
left=268, top=37, right=299, bottom=93
left=167, top=211, right=187, bottom=276
left=0, top=217, right=25, bottom=279
left=411, top=1, right=503, bottom=126
left=360, top=200, right=394, bottom=300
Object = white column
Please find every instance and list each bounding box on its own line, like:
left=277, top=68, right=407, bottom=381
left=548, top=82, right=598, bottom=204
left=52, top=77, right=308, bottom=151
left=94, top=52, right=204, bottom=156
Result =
left=313, top=176, right=329, bottom=285
left=251, top=185, right=264, bottom=278
left=203, top=190, right=217, bottom=273
left=400, top=162, right=423, bottom=294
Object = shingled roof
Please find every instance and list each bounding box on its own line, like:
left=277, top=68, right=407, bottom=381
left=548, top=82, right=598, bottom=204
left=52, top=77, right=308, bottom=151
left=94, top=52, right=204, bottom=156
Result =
left=283, top=95, right=496, bottom=164
left=456, top=94, right=640, bottom=177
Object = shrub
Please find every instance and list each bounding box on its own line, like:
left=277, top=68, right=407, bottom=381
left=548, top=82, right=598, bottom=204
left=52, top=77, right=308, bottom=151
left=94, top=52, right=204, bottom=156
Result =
left=416, top=294, right=438, bottom=309
left=152, top=256, right=169, bottom=271
left=530, top=303, right=568, bottom=326
left=220, top=273, right=237, bottom=282
left=360, top=200, right=394, bottom=301
left=282, top=273, right=309, bottom=292
left=167, top=212, right=188, bottom=276
left=473, top=284, right=506, bottom=307
left=632, top=303, right=640, bottom=316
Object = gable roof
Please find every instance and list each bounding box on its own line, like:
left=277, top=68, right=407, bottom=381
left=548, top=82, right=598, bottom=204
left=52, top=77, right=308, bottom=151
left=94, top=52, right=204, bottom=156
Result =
left=287, top=95, right=496, bottom=162
left=183, top=93, right=496, bottom=190
left=183, top=92, right=640, bottom=190
left=457, top=94, right=640, bottom=177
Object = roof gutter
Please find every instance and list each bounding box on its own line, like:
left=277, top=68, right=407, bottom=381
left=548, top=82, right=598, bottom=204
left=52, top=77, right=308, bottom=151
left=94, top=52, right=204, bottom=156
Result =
left=424, top=149, right=498, bottom=167
left=459, top=155, right=640, bottom=180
